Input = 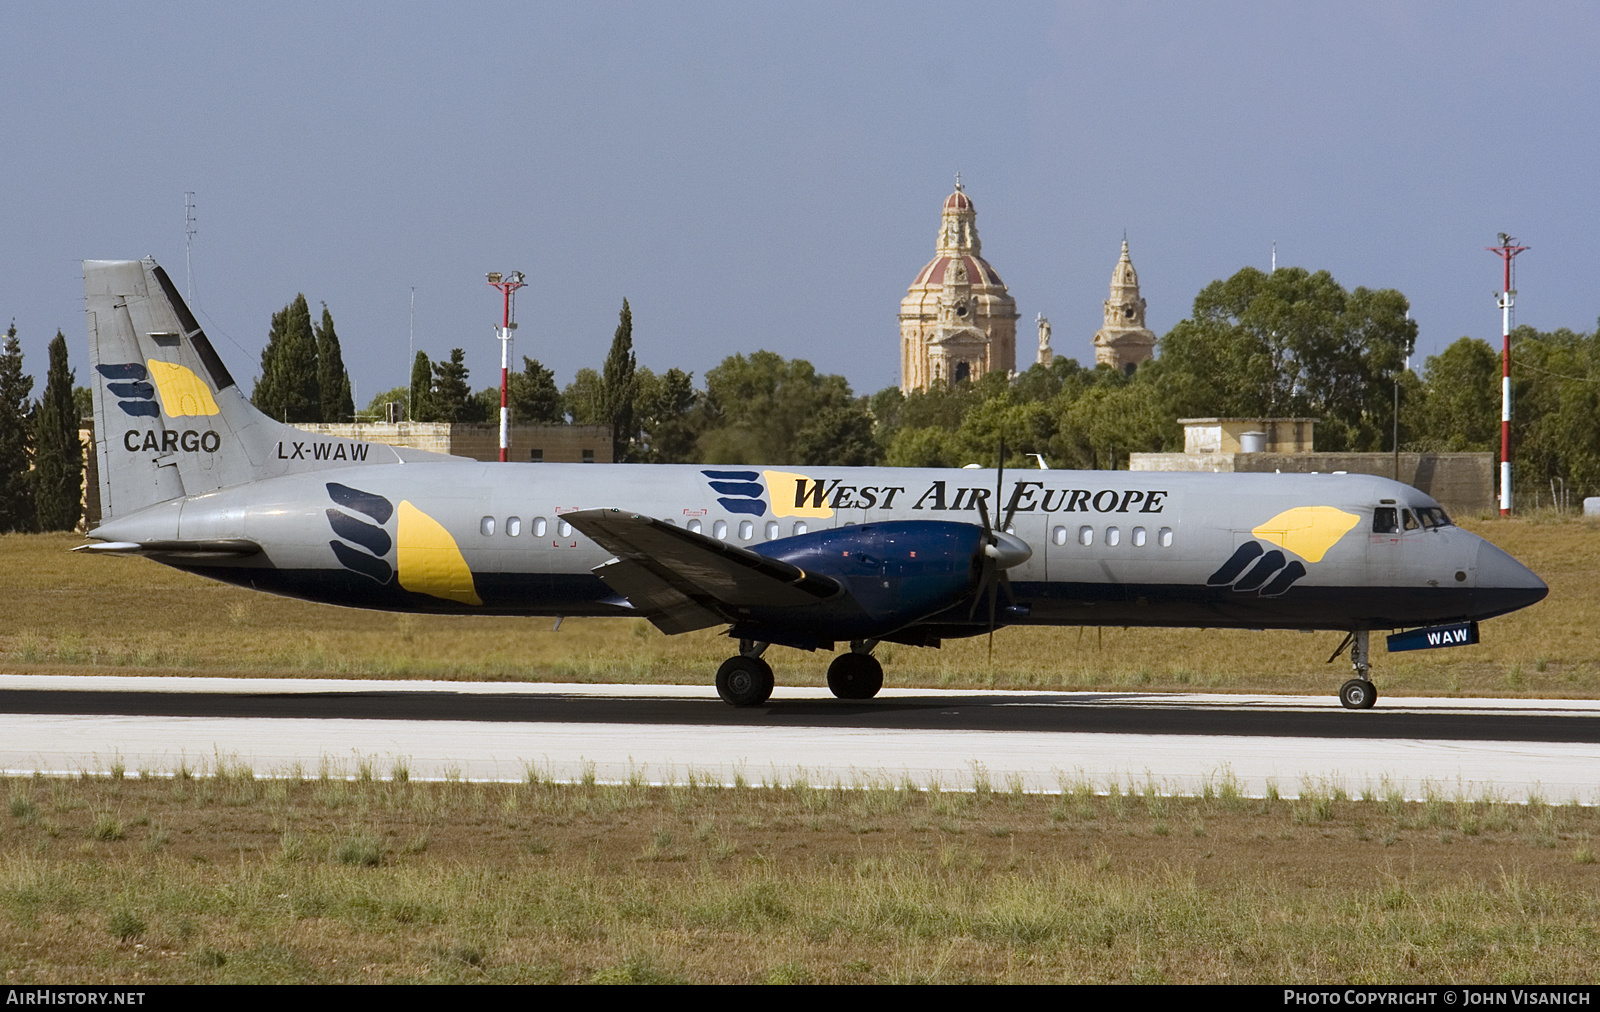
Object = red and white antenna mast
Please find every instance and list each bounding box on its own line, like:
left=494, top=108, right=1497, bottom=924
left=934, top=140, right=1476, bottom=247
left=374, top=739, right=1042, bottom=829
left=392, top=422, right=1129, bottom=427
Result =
left=486, top=271, right=526, bottom=463
left=1485, top=235, right=1528, bottom=516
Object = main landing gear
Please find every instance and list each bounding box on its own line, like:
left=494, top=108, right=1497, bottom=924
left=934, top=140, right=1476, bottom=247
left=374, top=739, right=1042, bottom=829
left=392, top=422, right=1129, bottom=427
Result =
left=716, top=640, right=774, bottom=707
left=1333, top=629, right=1378, bottom=710
left=827, top=640, right=883, bottom=700
left=715, top=639, right=886, bottom=706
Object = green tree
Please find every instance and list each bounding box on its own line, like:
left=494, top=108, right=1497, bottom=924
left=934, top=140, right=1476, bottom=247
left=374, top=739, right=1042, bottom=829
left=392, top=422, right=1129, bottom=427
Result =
left=251, top=294, right=321, bottom=423
left=511, top=357, right=563, bottom=424
left=314, top=303, right=354, bottom=423
left=1411, top=337, right=1499, bottom=453
left=409, top=351, right=433, bottom=422
left=562, top=368, right=606, bottom=426
left=792, top=404, right=880, bottom=467
left=1157, top=266, right=1416, bottom=450
left=602, top=300, right=636, bottom=462
left=697, top=351, right=856, bottom=464
left=633, top=366, right=698, bottom=463
left=33, top=331, right=82, bottom=531
left=429, top=349, right=482, bottom=423
left=364, top=385, right=410, bottom=421
left=0, top=324, right=35, bottom=532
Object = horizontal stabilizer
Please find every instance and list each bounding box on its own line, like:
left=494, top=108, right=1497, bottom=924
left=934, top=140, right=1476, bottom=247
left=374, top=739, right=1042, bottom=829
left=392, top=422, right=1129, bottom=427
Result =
left=565, top=508, right=839, bottom=633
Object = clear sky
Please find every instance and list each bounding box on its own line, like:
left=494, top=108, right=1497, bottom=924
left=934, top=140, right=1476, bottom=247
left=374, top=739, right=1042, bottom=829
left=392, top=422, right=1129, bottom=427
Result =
left=2, top=2, right=1595, bottom=405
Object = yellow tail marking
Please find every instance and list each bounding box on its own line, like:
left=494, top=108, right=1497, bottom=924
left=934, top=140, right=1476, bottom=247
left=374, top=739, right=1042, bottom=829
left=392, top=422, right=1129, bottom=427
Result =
left=397, top=501, right=482, bottom=606
left=1252, top=506, right=1361, bottom=564
left=763, top=470, right=834, bottom=519
left=145, top=359, right=220, bottom=417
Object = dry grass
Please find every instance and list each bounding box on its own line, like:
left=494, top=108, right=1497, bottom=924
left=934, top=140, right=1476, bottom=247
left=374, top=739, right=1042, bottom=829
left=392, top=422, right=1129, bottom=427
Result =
left=2, top=770, right=1598, bottom=984
left=0, top=517, right=1595, bottom=696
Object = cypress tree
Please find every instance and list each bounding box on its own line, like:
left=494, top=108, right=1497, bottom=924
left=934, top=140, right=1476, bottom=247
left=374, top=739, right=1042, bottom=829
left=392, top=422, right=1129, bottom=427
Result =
left=602, top=299, right=636, bottom=462
left=0, top=323, right=35, bottom=532
left=409, top=350, right=433, bottom=422
left=511, top=356, right=562, bottom=423
left=33, top=331, right=82, bottom=531
left=251, top=294, right=320, bottom=422
left=314, top=302, right=354, bottom=423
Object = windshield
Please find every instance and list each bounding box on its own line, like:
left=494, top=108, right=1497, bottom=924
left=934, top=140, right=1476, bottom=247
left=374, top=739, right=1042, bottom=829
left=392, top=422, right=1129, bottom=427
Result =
left=1413, top=506, right=1453, bottom=530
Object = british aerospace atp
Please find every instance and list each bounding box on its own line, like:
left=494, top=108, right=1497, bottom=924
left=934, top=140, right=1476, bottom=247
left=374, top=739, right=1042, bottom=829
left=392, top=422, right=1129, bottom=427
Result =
left=77, top=258, right=1547, bottom=709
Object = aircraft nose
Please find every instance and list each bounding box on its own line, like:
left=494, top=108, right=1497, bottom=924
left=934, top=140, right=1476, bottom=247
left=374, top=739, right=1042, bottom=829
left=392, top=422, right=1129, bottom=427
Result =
left=1474, top=539, right=1548, bottom=616
left=985, top=531, right=1033, bottom=570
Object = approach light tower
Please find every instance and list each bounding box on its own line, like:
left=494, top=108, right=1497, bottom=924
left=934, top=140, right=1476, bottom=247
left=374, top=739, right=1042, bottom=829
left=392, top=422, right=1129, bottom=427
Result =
left=486, top=271, right=526, bottom=462
left=1486, top=235, right=1528, bottom=515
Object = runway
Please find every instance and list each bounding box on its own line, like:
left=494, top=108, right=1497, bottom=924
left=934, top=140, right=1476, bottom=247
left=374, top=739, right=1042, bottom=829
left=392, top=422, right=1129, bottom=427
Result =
left=3, top=674, right=1597, bottom=801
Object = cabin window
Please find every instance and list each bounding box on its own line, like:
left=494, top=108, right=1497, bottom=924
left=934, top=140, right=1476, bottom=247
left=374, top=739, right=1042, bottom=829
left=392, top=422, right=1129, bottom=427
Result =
left=507, top=517, right=521, bottom=537
left=793, top=521, right=809, bottom=536
left=533, top=517, right=547, bottom=537
left=1372, top=507, right=1399, bottom=534
left=480, top=516, right=495, bottom=536
left=1078, top=525, right=1094, bottom=547
left=688, top=519, right=702, bottom=534
left=765, top=521, right=779, bottom=540
left=713, top=519, right=728, bottom=540
left=1158, top=527, right=1173, bottom=547
left=1052, top=526, right=1068, bottom=546
left=663, top=518, right=677, bottom=526
left=557, top=519, right=572, bottom=537
left=1132, top=526, right=1146, bottom=547
left=738, top=520, right=754, bottom=541
left=1106, top=526, right=1121, bottom=547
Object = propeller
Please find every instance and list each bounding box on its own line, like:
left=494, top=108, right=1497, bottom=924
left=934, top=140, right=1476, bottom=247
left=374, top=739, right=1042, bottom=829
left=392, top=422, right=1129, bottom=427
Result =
left=969, top=436, right=1032, bottom=657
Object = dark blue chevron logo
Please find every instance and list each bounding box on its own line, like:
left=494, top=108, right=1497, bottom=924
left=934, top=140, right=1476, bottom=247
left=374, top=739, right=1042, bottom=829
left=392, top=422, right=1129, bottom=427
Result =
left=97, top=363, right=160, bottom=417
left=701, top=469, right=767, bottom=517
left=1207, top=541, right=1307, bottom=598
left=325, top=482, right=394, bottom=584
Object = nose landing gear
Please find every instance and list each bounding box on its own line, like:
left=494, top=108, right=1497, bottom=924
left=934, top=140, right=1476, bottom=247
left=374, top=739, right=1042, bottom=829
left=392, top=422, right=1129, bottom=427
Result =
left=1333, top=629, right=1378, bottom=709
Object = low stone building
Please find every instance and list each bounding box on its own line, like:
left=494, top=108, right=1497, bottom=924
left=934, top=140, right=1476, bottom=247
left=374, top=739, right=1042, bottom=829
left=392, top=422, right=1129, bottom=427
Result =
left=293, top=422, right=613, bottom=465
left=1130, top=418, right=1494, bottom=516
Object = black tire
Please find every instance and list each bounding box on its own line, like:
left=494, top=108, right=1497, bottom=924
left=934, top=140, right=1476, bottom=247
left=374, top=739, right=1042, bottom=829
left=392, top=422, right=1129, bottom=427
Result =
left=827, top=652, right=884, bottom=700
left=1339, top=678, right=1377, bottom=710
left=716, top=656, right=774, bottom=707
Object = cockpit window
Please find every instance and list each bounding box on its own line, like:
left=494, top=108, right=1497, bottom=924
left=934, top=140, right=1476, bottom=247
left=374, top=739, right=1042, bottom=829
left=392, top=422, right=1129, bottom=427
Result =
left=1414, top=507, right=1453, bottom=529
left=1372, top=507, right=1399, bottom=534
left=1401, top=509, right=1420, bottom=531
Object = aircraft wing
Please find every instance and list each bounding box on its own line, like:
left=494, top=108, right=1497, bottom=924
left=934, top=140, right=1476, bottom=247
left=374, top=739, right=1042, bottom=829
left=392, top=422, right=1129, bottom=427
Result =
left=564, top=509, right=840, bottom=634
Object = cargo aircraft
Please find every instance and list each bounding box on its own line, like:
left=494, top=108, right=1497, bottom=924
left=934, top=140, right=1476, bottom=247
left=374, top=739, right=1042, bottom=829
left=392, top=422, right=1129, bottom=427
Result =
left=77, top=259, right=1548, bottom=709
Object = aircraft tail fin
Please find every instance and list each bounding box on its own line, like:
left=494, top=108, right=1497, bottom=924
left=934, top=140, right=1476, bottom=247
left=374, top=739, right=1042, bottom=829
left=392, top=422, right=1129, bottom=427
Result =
left=84, top=258, right=450, bottom=523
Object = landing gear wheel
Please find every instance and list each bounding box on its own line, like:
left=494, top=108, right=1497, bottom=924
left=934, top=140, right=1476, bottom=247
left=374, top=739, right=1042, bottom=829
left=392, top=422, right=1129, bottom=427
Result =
left=1339, top=678, right=1378, bottom=710
left=716, top=656, right=774, bottom=707
left=827, top=652, right=884, bottom=700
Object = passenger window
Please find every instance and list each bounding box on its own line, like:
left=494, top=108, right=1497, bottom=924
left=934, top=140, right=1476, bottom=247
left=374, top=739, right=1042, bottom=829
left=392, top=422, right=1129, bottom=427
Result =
left=738, top=520, right=754, bottom=541
left=793, top=521, right=808, bottom=536
left=1078, top=526, right=1094, bottom=547
left=1052, top=526, right=1068, bottom=546
left=557, top=519, right=572, bottom=537
left=507, top=517, right=521, bottom=537
left=1132, top=527, right=1146, bottom=547
left=1106, top=526, right=1121, bottom=547
left=688, top=519, right=702, bottom=534
left=764, top=521, right=779, bottom=540
left=480, top=516, right=495, bottom=537
left=533, top=517, right=547, bottom=537
left=713, top=520, right=728, bottom=540
left=1158, top=527, right=1173, bottom=547
left=1372, top=507, right=1399, bottom=534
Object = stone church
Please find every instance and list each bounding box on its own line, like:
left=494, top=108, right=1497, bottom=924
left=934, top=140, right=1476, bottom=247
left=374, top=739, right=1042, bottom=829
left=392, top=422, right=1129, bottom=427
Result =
left=899, top=181, right=1018, bottom=392
left=1092, top=239, right=1156, bottom=374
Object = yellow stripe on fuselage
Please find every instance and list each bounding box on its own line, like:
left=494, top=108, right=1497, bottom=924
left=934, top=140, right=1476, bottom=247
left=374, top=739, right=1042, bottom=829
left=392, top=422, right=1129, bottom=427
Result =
left=397, top=500, right=482, bottom=606
left=1251, top=506, right=1361, bottom=563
